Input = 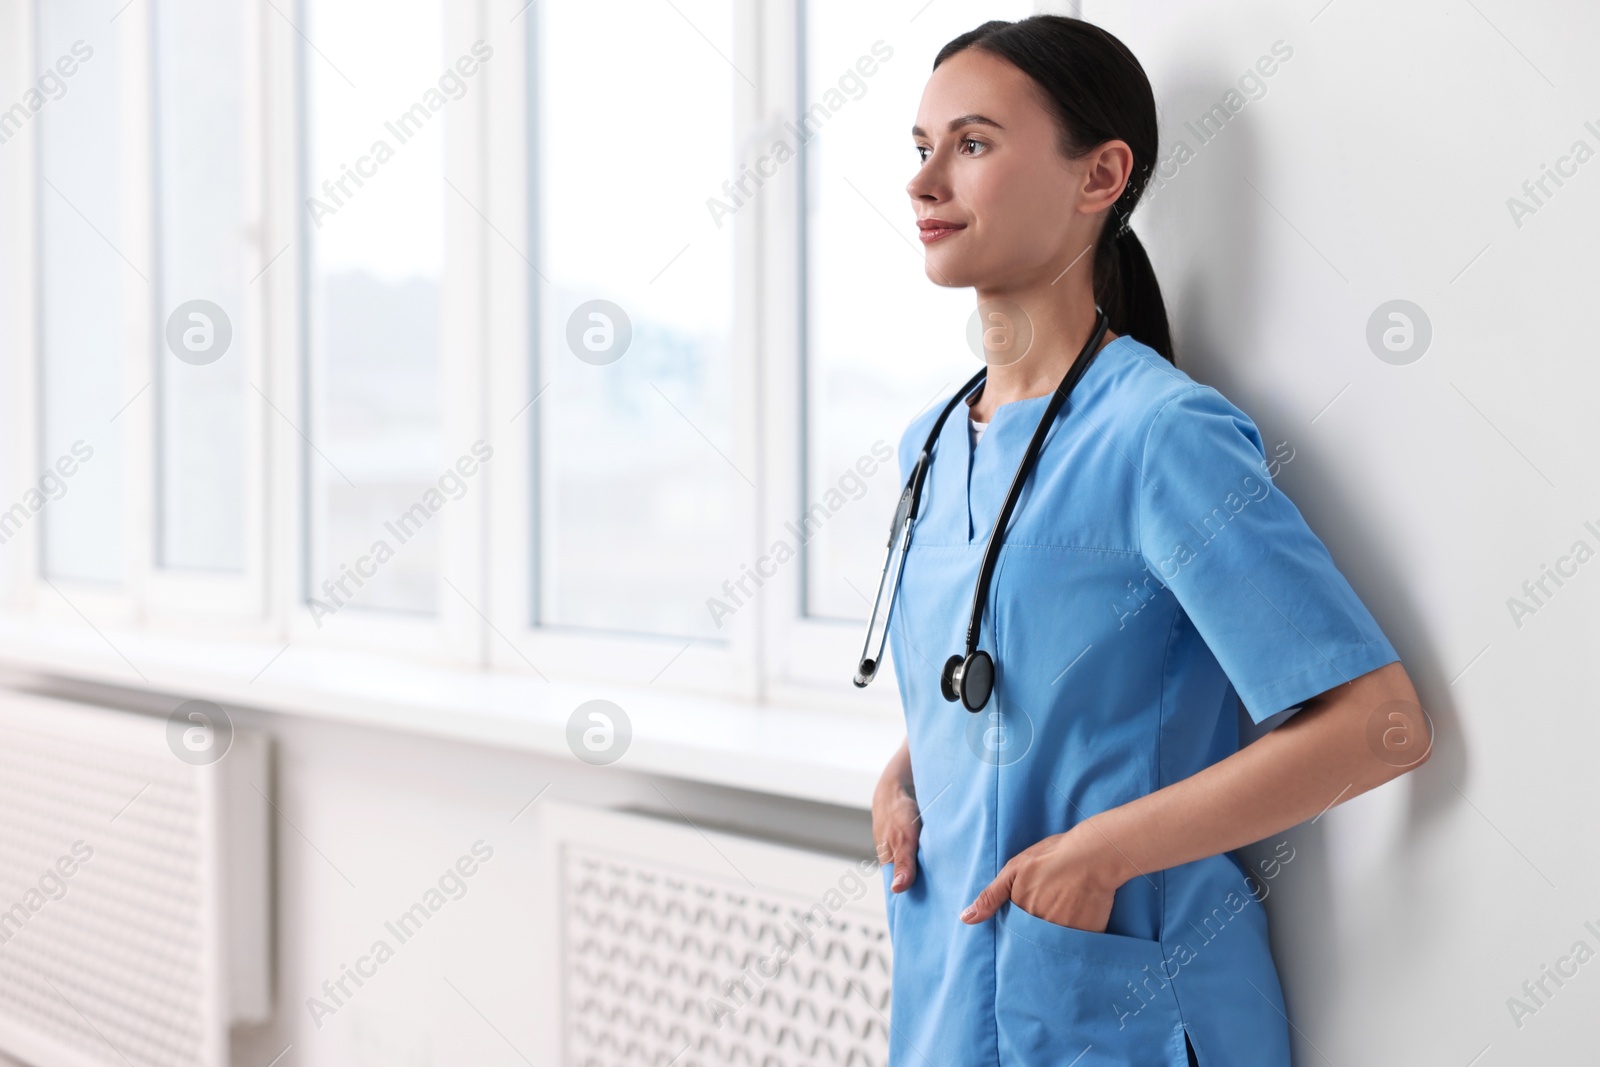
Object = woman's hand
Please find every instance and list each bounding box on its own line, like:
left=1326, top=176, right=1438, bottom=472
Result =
left=873, top=738, right=921, bottom=894
left=959, top=819, right=1129, bottom=929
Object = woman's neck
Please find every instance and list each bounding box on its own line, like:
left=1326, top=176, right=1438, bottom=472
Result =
left=966, top=285, right=1116, bottom=423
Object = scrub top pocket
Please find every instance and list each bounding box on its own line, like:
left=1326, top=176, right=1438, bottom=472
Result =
left=995, top=902, right=1190, bottom=1067
left=1002, top=901, right=1167, bottom=968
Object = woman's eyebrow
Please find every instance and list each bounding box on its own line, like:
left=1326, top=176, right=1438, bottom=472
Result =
left=911, top=114, right=1006, bottom=138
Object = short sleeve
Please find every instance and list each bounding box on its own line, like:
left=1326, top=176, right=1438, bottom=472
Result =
left=1137, top=386, right=1400, bottom=725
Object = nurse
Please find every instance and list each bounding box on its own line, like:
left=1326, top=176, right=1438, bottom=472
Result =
left=867, top=15, right=1430, bottom=1067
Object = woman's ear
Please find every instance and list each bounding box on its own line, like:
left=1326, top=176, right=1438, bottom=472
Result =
left=1079, top=139, right=1134, bottom=218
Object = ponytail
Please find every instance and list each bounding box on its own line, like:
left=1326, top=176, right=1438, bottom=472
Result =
left=935, top=16, right=1176, bottom=365
left=1099, top=228, right=1173, bottom=364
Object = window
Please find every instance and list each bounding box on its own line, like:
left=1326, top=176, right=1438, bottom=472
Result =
left=530, top=0, right=738, bottom=641
left=301, top=0, right=447, bottom=617
left=36, top=0, right=124, bottom=583
left=6, top=0, right=1039, bottom=707
left=154, top=0, right=247, bottom=572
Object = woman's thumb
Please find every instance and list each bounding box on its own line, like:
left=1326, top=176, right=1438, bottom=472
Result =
left=891, top=852, right=916, bottom=891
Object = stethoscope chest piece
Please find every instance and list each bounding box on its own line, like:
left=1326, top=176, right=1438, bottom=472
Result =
left=942, top=650, right=994, bottom=712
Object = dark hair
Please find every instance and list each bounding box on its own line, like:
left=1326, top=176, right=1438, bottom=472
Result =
left=934, top=16, right=1174, bottom=364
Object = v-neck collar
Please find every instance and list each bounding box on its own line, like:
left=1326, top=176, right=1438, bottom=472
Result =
left=949, top=336, right=1128, bottom=545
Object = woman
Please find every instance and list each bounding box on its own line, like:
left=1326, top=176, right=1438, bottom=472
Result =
left=868, top=16, right=1429, bottom=1067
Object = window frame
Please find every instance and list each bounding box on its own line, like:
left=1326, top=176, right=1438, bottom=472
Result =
left=483, top=0, right=767, bottom=700
left=281, top=0, right=488, bottom=666
left=759, top=0, right=906, bottom=708
left=142, top=0, right=270, bottom=621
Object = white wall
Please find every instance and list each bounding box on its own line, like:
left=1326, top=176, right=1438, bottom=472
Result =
left=1094, top=1, right=1600, bottom=1063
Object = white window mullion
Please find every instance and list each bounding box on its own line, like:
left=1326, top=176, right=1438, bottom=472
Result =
left=119, top=0, right=156, bottom=623
left=757, top=0, right=810, bottom=697
left=725, top=0, right=766, bottom=699
left=483, top=0, right=535, bottom=674
left=262, top=0, right=301, bottom=648
left=436, top=0, right=490, bottom=667
left=142, top=0, right=271, bottom=628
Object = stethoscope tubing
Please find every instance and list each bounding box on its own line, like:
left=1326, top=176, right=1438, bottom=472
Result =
left=959, top=309, right=1110, bottom=659
left=853, top=307, right=1111, bottom=698
left=852, top=366, right=986, bottom=687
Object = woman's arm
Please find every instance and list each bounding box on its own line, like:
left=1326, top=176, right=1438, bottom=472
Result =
left=961, top=660, right=1430, bottom=926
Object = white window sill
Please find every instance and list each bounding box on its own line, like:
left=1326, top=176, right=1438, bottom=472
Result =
left=0, top=617, right=900, bottom=810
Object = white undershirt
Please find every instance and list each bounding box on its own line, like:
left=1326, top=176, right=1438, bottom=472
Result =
left=966, top=391, right=989, bottom=446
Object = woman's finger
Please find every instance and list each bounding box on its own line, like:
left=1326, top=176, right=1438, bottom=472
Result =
left=891, top=838, right=918, bottom=891
left=960, top=863, right=1017, bottom=923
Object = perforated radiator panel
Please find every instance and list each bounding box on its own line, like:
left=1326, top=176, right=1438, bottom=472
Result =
left=0, top=691, right=267, bottom=1067
left=556, top=815, right=892, bottom=1067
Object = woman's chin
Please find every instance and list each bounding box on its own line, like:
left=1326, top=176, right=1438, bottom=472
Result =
left=922, top=254, right=978, bottom=288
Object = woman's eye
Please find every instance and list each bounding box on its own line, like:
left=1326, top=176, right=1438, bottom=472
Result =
left=915, top=139, right=983, bottom=163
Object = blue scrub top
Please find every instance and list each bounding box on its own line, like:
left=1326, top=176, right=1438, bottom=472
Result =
left=880, top=335, right=1399, bottom=1067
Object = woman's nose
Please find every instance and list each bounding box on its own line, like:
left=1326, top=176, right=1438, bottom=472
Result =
left=907, top=157, right=946, bottom=204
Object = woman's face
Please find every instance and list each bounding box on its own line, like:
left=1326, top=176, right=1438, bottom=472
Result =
left=908, top=47, right=1128, bottom=291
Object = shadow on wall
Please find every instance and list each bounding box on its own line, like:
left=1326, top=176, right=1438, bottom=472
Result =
left=1143, top=71, right=1267, bottom=393
left=1145, top=66, right=1457, bottom=1043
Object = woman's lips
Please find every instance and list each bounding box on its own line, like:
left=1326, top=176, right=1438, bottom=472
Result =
left=917, top=220, right=966, bottom=244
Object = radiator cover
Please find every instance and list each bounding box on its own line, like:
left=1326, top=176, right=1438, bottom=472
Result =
left=539, top=801, right=892, bottom=1067
left=0, top=690, right=269, bottom=1067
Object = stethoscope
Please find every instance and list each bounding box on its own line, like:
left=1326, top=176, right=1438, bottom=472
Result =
left=852, top=306, right=1112, bottom=712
